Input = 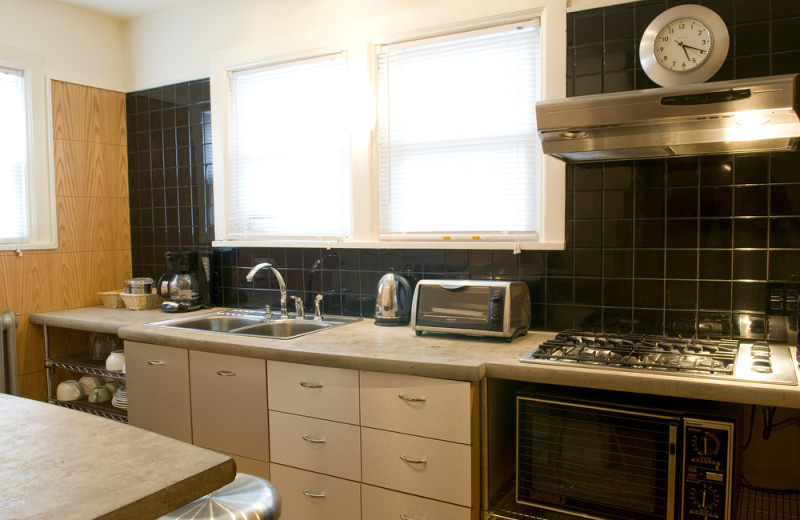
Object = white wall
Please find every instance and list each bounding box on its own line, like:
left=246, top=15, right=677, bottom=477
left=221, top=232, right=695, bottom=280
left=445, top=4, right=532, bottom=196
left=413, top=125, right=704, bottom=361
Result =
left=124, top=0, right=569, bottom=92
left=0, top=0, right=125, bottom=91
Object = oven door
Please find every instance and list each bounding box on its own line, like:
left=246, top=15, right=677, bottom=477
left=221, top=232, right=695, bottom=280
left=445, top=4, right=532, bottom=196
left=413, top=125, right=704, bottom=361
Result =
left=413, top=283, right=499, bottom=331
left=517, top=396, right=680, bottom=520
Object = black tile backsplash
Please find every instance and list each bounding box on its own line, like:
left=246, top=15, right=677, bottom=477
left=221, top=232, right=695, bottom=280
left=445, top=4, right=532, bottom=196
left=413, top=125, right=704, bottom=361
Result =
left=126, top=2, right=800, bottom=340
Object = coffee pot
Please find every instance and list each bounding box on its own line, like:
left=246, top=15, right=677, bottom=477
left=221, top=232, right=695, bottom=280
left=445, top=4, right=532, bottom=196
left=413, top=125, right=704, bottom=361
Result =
left=158, top=251, right=203, bottom=312
left=374, top=271, right=413, bottom=325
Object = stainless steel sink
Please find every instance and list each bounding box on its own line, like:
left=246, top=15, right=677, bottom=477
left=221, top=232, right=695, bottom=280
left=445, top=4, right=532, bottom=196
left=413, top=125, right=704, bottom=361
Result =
left=146, top=309, right=360, bottom=339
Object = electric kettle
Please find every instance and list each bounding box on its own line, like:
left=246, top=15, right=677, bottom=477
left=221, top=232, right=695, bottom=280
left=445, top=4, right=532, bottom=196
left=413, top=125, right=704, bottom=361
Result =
left=374, top=272, right=412, bottom=325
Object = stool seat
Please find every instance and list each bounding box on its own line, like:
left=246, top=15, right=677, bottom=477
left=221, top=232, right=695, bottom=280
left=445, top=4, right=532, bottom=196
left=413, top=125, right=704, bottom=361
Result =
left=160, top=473, right=281, bottom=520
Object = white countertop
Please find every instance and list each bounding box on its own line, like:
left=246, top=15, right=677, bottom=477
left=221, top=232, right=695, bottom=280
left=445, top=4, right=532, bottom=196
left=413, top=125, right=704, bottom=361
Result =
left=30, top=306, right=800, bottom=409
left=0, top=393, right=235, bottom=520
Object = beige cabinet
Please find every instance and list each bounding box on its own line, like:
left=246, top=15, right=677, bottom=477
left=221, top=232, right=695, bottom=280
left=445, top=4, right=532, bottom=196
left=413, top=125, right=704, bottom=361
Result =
left=125, top=341, right=191, bottom=443
left=270, top=464, right=360, bottom=520
left=190, top=350, right=268, bottom=462
left=267, top=360, right=359, bottom=424
left=361, top=484, right=472, bottom=520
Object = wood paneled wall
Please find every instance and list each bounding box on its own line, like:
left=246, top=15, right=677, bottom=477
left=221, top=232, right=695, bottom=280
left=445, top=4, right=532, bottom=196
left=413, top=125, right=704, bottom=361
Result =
left=0, top=80, right=131, bottom=400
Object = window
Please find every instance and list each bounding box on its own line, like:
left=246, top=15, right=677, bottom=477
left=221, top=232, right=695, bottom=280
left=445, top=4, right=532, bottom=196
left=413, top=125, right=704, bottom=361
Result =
left=226, top=53, right=351, bottom=240
left=210, top=0, right=566, bottom=250
left=0, top=67, right=28, bottom=244
left=0, top=46, right=54, bottom=251
left=376, top=22, right=542, bottom=242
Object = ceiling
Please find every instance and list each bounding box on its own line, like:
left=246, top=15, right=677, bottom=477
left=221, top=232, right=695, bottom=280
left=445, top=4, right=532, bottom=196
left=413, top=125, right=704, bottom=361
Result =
left=48, top=0, right=192, bottom=20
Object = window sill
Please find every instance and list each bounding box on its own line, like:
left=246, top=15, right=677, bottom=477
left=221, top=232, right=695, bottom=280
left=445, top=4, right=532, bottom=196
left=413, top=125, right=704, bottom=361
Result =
left=212, top=239, right=566, bottom=251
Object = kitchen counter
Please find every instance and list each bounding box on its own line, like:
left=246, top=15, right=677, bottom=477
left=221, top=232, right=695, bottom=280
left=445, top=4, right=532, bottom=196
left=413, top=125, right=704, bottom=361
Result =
left=30, top=306, right=800, bottom=409
left=0, top=393, right=235, bottom=520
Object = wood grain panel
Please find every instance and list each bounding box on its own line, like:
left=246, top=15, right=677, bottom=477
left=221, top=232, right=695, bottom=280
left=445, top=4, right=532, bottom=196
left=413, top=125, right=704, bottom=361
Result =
left=52, top=81, right=89, bottom=142
left=56, top=196, right=91, bottom=252
left=99, top=88, right=127, bottom=146
left=101, top=144, right=129, bottom=198
left=0, top=254, right=24, bottom=312
left=15, top=316, right=44, bottom=376
left=53, top=139, right=90, bottom=197
left=17, top=371, right=47, bottom=402
left=21, top=253, right=62, bottom=313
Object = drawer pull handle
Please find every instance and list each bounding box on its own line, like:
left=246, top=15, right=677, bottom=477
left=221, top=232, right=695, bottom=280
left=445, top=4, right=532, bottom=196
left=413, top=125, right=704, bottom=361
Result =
left=398, top=394, right=426, bottom=403
left=299, top=381, right=323, bottom=388
left=399, top=455, right=427, bottom=464
left=217, top=370, right=237, bottom=376
left=302, top=435, right=326, bottom=444
left=400, top=515, right=420, bottom=520
left=302, top=490, right=326, bottom=498
left=147, top=360, right=165, bottom=366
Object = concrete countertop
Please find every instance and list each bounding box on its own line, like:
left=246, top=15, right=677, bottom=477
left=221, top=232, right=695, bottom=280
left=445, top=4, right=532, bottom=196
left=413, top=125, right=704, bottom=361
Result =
left=0, top=393, right=235, bottom=520
left=30, top=306, right=800, bottom=409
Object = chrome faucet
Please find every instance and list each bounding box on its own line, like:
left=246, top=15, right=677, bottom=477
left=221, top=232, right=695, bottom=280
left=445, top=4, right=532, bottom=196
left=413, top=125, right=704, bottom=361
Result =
left=291, top=296, right=305, bottom=319
left=246, top=263, right=288, bottom=319
left=313, top=294, right=324, bottom=321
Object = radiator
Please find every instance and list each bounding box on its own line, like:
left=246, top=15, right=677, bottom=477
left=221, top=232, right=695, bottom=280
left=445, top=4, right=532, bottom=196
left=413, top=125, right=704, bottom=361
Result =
left=0, top=310, right=18, bottom=395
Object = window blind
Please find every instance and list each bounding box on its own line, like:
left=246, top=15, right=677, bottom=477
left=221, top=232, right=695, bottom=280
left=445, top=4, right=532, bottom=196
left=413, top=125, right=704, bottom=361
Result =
left=0, top=67, right=28, bottom=244
left=227, top=53, right=350, bottom=239
left=377, top=22, right=541, bottom=240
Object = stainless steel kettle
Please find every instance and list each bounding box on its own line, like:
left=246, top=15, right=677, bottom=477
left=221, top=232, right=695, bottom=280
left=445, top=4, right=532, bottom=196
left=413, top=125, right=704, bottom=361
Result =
left=375, top=272, right=412, bottom=325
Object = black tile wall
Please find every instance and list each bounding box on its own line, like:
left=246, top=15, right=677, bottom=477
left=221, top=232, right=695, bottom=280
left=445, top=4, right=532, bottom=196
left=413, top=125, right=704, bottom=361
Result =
left=126, top=2, right=800, bottom=340
left=126, top=79, right=214, bottom=282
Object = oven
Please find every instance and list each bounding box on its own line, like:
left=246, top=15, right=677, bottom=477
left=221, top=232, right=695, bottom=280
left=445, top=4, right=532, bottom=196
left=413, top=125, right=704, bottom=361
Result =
left=516, top=393, right=737, bottom=520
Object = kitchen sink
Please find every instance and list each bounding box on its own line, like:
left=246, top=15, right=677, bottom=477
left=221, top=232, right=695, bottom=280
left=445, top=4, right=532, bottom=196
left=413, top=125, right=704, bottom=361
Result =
left=146, top=309, right=360, bottom=339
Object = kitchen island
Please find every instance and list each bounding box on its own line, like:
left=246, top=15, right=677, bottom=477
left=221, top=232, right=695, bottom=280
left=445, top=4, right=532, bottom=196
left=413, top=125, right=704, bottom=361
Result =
left=0, top=393, right=235, bottom=520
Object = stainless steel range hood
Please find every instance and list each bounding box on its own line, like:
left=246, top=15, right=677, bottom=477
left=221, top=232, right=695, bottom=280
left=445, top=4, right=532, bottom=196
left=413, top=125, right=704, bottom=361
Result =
left=536, top=74, right=800, bottom=162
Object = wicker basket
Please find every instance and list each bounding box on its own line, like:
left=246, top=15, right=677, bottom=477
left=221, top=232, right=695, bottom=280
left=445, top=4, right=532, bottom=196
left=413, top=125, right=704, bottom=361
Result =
left=98, top=290, right=125, bottom=309
left=120, top=289, right=163, bottom=310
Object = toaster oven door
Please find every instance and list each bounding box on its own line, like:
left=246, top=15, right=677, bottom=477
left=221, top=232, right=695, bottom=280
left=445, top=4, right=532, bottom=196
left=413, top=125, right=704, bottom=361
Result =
left=414, top=284, right=498, bottom=330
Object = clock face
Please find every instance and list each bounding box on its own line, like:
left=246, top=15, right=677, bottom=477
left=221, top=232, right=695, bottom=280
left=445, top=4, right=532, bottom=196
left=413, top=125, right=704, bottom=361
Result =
left=654, top=18, right=712, bottom=72
left=639, top=5, right=729, bottom=87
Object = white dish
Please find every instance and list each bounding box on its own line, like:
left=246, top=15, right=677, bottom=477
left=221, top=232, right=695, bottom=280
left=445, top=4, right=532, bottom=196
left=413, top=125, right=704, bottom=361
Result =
left=56, top=380, right=84, bottom=401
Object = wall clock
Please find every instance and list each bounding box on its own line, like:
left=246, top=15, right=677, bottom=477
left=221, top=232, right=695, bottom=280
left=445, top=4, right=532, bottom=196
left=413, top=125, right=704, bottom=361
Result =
left=639, top=4, right=729, bottom=87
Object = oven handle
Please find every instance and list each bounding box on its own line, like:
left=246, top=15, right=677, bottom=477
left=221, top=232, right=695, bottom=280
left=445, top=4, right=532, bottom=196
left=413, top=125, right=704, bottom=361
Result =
left=667, top=422, right=678, bottom=520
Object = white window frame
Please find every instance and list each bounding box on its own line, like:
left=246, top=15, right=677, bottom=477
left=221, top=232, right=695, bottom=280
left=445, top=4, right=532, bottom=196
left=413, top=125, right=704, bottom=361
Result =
left=210, top=0, right=566, bottom=251
left=0, top=45, right=56, bottom=251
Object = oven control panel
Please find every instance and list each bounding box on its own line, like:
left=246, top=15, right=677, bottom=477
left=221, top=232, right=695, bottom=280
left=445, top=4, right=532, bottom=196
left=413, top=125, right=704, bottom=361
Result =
left=682, top=419, right=735, bottom=520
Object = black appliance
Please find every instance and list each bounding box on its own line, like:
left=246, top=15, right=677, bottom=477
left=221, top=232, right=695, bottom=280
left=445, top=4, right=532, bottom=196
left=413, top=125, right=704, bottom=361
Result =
left=515, top=389, right=739, bottom=520
left=157, top=251, right=212, bottom=312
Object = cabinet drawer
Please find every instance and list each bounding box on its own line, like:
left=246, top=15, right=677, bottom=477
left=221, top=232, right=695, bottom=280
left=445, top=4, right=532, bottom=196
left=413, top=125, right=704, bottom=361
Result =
left=125, top=341, right=191, bottom=443
left=270, top=463, right=360, bottom=520
left=269, top=411, right=360, bottom=481
left=360, top=371, right=472, bottom=443
left=268, top=361, right=359, bottom=424
left=362, top=484, right=473, bottom=520
left=361, top=427, right=473, bottom=507
left=190, top=351, right=268, bottom=461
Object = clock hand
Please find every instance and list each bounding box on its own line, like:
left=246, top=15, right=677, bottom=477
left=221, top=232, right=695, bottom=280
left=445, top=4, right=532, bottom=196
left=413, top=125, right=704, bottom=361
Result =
left=675, top=40, right=691, bottom=60
left=681, top=42, right=707, bottom=54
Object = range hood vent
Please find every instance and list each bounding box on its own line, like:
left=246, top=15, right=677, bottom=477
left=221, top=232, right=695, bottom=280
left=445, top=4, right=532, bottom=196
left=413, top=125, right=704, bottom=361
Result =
left=536, top=74, right=800, bottom=162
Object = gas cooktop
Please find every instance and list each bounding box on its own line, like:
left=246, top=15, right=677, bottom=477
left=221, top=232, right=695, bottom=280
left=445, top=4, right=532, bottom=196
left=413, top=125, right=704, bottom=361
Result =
left=520, top=330, right=798, bottom=386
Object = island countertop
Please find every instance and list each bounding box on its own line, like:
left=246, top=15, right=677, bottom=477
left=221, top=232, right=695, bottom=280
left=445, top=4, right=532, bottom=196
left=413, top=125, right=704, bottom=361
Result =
left=0, top=393, right=235, bottom=520
left=30, top=306, right=800, bottom=409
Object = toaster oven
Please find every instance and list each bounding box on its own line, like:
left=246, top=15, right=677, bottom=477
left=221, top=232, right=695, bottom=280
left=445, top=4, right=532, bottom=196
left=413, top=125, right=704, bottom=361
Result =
left=410, top=280, right=530, bottom=340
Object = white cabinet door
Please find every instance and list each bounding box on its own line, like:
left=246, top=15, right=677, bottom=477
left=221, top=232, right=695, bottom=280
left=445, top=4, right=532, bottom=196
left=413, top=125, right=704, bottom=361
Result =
left=362, top=484, right=472, bottom=520
left=190, top=350, right=268, bottom=461
left=125, top=341, right=191, bottom=443
left=269, top=411, right=361, bottom=481
left=361, top=427, right=474, bottom=506
left=270, top=463, right=360, bottom=520
left=360, top=371, right=473, bottom=444
left=267, top=361, right=359, bottom=424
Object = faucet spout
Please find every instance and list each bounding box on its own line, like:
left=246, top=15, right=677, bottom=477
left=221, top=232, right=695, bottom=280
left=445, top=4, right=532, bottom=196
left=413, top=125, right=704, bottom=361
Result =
left=246, top=262, right=288, bottom=319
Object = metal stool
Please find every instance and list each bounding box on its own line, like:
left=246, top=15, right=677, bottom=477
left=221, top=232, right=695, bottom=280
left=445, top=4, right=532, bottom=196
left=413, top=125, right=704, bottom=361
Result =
left=160, top=473, right=281, bottom=520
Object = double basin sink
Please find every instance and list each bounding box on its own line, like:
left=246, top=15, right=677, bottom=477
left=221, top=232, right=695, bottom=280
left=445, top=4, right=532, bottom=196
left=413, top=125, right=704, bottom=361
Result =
left=147, top=309, right=361, bottom=340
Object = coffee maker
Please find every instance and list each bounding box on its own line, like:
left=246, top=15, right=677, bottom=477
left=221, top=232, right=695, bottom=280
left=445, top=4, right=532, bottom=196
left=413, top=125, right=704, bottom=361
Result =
left=157, top=251, right=212, bottom=312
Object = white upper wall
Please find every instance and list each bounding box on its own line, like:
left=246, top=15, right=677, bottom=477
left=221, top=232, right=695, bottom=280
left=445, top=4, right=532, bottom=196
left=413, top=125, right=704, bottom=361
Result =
left=0, top=0, right=126, bottom=91
left=123, top=0, right=617, bottom=92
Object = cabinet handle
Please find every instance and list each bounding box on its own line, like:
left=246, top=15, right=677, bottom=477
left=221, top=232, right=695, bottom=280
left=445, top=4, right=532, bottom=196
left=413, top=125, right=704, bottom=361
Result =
left=400, top=515, right=420, bottom=520
left=399, top=455, right=427, bottom=464
left=302, top=490, right=326, bottom=498
left=299, top=381, right=323, bottom=388
left=147, top=360, right=165, bottom=366
left=301, top=435, right=326, bottom=444
left=398, top=394, right=426, bottom=403
left=217, top=370, right=236, bottom=376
